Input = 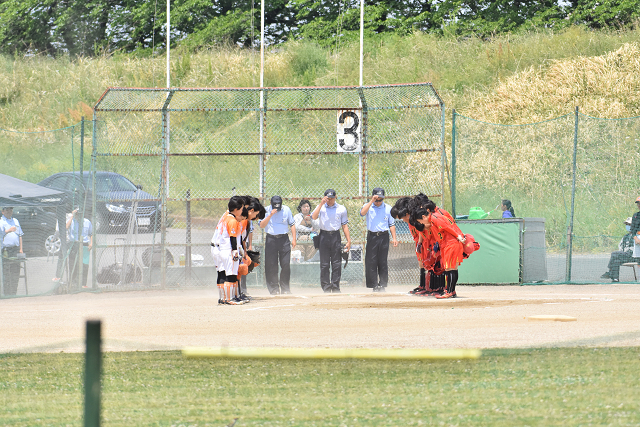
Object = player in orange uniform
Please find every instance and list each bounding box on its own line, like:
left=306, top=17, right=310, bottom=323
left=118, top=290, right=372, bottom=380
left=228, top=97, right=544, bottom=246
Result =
left=413, top=206, right=466, bottom=299
left=211, top=196, right=247, bottom=305
left=391, top=197, right=434, bottom=295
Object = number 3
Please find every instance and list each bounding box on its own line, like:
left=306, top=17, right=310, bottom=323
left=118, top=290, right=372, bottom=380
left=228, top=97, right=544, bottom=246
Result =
left=338, top=111, right=359, bottom=151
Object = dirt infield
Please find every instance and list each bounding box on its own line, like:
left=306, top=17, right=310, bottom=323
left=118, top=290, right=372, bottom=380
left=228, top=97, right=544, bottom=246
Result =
left=1, top=284, right=640, bottom=353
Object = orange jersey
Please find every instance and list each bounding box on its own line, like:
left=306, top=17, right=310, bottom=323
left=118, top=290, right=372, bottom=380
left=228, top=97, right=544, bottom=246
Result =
left=430, top=212, right=463, bottom=243
left=434, top=207, right=455, bottom=224
left=429, top=213, right=464, bottom=270
left=418, top=227, right=440, bottom=270
left=217, top=214, right=240, bottom=251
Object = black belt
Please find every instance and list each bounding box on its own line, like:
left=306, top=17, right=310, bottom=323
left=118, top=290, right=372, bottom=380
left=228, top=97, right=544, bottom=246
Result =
left=368, top=230, right=388, bottom=236
left=321, top=230, right=340, bottom=235
left=267, top=233, right=288, bottom=237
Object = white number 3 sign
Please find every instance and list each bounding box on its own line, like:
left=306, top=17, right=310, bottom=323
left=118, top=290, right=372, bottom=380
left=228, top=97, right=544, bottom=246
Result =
left=336, top=110, right=361, bottom=153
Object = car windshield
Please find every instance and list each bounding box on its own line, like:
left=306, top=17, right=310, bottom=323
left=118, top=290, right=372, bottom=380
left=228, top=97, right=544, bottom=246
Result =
left=94, top=175, right=137, bottom=192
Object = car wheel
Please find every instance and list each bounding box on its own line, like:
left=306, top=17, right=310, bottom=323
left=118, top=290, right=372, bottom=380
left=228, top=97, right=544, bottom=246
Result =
left=45, top=234, right=61, bottom=255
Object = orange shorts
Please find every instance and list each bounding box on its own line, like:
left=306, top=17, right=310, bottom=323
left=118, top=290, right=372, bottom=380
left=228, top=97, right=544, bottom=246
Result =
left=441, top=240, right=464, bottom=270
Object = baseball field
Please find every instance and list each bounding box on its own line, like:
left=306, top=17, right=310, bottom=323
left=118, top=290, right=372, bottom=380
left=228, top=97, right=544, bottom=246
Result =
left=1, top=283, right=639, bottom=425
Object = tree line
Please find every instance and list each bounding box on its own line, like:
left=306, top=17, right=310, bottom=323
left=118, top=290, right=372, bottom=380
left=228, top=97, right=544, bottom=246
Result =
left=0, top=0, right=638, bottom=56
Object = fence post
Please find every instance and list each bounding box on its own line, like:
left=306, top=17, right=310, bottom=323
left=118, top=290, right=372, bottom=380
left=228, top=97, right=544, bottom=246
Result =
left=357, top=87, right=369, bottom=197
left=78, top=118, right=85, bottom=291
left=259, top=90, right=266, bottom=198
left=161, top=91, right=174, bottom=289
left=439, top=100, right=446, bottom=210
left=451, top=109, right=456, bottom=218
left=84, top=320, right=101, bottom=427
left=565, top=106, right=579, bottom=282
left=186, top=189, right=191, bottom=282
left=91, top=113, right=98, bottom=289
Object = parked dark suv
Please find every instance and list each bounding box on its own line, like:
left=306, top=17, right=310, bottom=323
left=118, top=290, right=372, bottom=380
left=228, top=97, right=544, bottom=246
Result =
left=38, top=172, right=161, bottom=233
left=11, top=206, right=59, bottom=256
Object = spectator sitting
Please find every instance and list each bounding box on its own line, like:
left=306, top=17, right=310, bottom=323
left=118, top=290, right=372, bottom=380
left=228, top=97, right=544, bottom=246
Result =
left=601, top=217, right=636, bottom=282
left=294, top=199, right=319, bottom=261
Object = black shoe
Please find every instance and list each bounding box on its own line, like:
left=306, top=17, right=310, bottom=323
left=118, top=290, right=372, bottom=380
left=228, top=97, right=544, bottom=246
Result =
left=372, top=286, right=380, bottom=292
left=601, top=272, right=611, bottom=279
left=612, top=278, right=619, bottom=282
left=378, top=286, right=386, bottom=292
left=239, top=294, right=251, bottom=302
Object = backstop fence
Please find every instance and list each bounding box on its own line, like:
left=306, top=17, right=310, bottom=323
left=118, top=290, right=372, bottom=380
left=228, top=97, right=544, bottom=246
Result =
left=6, top=95, right=640, bottom=299
left=0, top=122, right=90, bottom=297
left=89, top=83, right=446, bottom=291
left=452, top=108, right=640, bottom=284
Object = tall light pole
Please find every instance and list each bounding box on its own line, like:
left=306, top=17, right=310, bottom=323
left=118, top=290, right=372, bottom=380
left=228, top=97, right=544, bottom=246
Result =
left=166, top=0, right=170, bottom=88
left=259, top=0, right=266, bottom=197
left=359, top=0, right=364, bottom=86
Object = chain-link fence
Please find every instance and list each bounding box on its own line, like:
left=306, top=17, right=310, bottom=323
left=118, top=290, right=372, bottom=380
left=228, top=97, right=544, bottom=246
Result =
left=91, top=84, right=446, bottom=291
left=453, top=109, right=640, bottom=284
left=1, top=122, right=93, bottom=297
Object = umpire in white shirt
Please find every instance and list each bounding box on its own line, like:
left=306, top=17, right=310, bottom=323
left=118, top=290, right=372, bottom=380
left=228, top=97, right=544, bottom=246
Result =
left=360, top=188, right=398, bottom=292
left=260, top=195, right=296, bottom=295
left=311, top=189, right=351, bottom=293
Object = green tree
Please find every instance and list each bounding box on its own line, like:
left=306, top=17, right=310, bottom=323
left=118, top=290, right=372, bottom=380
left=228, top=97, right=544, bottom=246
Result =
left=566, top=0, right=640, bottom=29
left=0, top=0, right=58, bottom=54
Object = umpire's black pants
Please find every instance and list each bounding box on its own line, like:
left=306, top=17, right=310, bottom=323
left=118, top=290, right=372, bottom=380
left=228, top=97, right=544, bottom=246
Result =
left=319, top=230, right=342, bottom=293
left=264, top=234, right=291, bottom=294
left=365, top=231, right=389, bottom=288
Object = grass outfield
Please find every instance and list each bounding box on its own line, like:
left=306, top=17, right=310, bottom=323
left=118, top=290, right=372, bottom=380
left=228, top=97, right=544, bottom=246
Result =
left=1, top=348, right=639, bottom=426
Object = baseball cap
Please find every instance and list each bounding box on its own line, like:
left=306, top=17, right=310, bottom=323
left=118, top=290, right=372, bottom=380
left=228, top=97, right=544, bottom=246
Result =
left=625, top=217, right=633, bottom=225
left=372, top=188, right=385, bottom=198
left=1, top=206, right=13, bottom=210
left=270, top=195, right=282, bottom=209
left=324, top=189, right=336, bottom=198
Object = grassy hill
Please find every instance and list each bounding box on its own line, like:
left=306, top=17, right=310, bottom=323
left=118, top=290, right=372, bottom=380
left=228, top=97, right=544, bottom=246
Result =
left=3, top=26, right=640, bottom=133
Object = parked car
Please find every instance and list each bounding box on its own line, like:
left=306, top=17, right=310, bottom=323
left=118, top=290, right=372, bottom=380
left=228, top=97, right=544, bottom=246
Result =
left=11, top=206, right=58, bottom=256
left=38, top=172, right=161, bottom=233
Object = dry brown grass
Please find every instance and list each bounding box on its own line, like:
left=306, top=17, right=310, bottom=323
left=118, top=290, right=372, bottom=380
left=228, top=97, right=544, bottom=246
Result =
left=465, top=43, right=640, bottom=123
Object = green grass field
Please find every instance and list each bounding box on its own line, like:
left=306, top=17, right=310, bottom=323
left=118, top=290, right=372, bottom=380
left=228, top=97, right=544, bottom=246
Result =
left=1, top=348, right=639, bottom=426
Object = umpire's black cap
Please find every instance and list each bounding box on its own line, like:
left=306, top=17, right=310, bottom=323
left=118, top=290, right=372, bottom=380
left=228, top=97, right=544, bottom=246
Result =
left=270, top=195, right=282, bottom=209
left=324, top=189, right=336, bottom=198
left=372, top=188, right=385, bottom=198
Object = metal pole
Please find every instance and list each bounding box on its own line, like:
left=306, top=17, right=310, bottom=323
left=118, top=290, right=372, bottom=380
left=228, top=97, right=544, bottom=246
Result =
left=78, top=118, right=85, bottom=291
left=565, top=106, right=579, bottom=282
left=259, top=0, right=265, bottom=198
left=161, top=92, right=173, bottom=289
left=185, top=189, right=191, bottom=282
left=451, top=109, right=456, bottom=218
left=359, top=0, right=364, bottom=87
left=91, top=113, right=98, bottom=289
left=166, top=0, right=170, bottom=88
left=84, top=320, right=101, bottom=427
left=358, top=1, right=364, bottom=197
left=440, top=100, right=446, bottom=209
